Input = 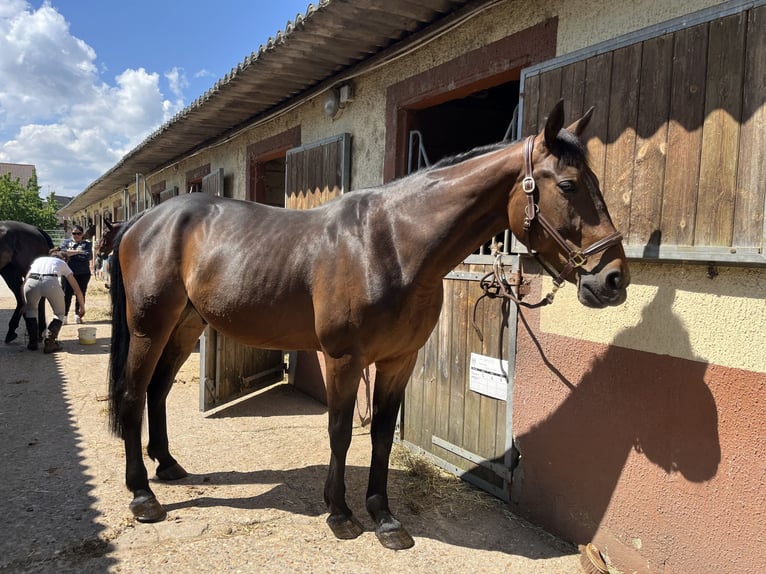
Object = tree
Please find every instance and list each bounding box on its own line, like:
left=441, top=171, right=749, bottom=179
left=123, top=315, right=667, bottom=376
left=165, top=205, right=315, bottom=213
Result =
left=0, top=173, right=59, bottom=228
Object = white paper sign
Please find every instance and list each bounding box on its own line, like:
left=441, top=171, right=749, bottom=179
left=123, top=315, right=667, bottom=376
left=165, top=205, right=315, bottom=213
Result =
left=469, top=353, right=508, bottom=401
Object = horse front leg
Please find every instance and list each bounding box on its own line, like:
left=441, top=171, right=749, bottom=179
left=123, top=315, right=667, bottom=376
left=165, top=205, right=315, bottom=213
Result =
left=323, top=354, right=365, bottom=540
left=366, top=353, right=418, bottom=550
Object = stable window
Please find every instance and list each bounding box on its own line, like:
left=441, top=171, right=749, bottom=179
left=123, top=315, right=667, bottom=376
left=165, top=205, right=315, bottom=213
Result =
left=285, top=133, right=351, bottom=209
left=520, top=1, right=766, bottom=265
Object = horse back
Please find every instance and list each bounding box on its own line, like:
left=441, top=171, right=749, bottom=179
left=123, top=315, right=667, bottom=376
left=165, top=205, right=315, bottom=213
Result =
left=0, top=220, right=52, bottom=271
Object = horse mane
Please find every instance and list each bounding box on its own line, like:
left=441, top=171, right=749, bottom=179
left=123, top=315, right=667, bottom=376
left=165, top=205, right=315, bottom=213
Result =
left=426, top=131, right=589, bottom=173
left=429, top=141, right=511, bottom=169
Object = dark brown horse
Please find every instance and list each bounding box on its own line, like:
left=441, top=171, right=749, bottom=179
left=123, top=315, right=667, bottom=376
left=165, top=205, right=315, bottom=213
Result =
left=108, top=101, right=630, bottom=549
left=95, top=219, right=123, bottom=260
left=0, top=221, right=54, bottom=343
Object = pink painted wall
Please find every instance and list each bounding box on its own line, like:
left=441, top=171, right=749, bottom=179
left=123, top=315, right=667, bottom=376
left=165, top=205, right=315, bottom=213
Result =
left=509, top=278, right=766, bottom=573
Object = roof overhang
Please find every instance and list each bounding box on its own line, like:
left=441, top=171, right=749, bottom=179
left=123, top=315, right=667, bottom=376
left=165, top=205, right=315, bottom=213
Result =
left=60, top=0, right=503, bottom=216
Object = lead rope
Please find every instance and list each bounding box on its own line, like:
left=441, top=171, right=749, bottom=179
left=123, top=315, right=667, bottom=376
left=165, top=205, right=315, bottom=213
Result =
left=471, top=242, right=556, bottom=342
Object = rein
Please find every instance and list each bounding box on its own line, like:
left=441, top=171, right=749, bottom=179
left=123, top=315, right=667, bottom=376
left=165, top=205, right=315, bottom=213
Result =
left=471, top=135, right=623, bottom=340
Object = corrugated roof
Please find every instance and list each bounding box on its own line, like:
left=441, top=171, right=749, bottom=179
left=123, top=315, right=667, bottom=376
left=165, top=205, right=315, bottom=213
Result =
left=62, top=0, right=499, bottom=214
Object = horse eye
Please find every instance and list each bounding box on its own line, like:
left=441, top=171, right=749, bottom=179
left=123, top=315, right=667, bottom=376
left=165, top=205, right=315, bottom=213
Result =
left=557, top=180, right=577, bottom=193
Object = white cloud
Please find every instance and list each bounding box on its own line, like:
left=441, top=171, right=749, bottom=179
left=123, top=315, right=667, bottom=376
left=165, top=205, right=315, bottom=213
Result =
left=0, top=1, right=186, bottom=196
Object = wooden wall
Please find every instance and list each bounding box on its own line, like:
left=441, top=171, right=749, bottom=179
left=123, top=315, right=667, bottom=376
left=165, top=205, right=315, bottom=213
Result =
left=522, top=5, right=766, bottom=255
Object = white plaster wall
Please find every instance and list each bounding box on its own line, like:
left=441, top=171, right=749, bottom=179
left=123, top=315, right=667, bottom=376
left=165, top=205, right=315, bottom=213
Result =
left=540, top=263, right=766, bottom=373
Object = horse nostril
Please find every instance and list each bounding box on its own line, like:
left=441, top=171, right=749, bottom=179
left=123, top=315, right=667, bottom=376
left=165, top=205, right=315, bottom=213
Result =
left=606, top=270, right=623, bottom=291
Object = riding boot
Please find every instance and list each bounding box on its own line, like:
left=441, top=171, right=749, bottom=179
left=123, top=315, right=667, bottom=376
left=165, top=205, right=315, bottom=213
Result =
left=24, top=318, right=39, bottom=350
left=43, top=319, right=63, bottom=354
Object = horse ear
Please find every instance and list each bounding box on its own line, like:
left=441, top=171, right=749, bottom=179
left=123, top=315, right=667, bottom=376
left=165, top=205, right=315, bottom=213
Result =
left=568, top=106, right=594, bottom=137
left=544, top=99, right=565, bottom=149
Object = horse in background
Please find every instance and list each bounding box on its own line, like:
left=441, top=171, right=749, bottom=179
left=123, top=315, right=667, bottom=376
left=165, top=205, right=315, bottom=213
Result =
left=96, top=219, right=124, bottom=289
left=0, top=221, right=53, bottom=343
left=107, top=101, right=630, bottom=549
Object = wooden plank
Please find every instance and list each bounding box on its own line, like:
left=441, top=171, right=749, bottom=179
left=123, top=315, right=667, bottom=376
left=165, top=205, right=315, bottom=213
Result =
left=434, top=280, right=454, bottom=451
left=478, top=291, right=502, bottom=459
left=603, top=43, right=642, bottom=235
left=582, top=52, right=613, bottom=185
left=696, top=12, right=746, bottom=247
left=734, top=5, right=766, bottom=248
left=630, top=33, right=674, bottom=246
left=662, top=24, right=708, bottom=246
left=462, top=265, right=485, bottom=455
left=521, top=72, right=541, bottom=137
left=537, top=67, right=563, bottom=133
left=447, top=278, right=468, bottom=447
left=420, top=325, right=439, bottom=452
left=403, top=342, right=426, bottom=447
left=560, top=60, right=587, bottom=121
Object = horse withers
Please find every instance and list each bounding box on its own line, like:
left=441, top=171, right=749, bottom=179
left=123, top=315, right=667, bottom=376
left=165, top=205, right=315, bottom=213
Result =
left=108, top=101, right=629, bottom=550
left=0, top=221, right=54, bottom=344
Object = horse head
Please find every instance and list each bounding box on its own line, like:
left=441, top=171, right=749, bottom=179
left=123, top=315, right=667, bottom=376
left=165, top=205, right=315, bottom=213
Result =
left=97, top=219, right=122, bottom=259
left=508, top=100, right=630, bottom=308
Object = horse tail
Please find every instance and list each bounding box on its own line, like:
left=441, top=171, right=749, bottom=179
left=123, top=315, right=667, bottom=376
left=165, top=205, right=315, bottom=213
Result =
left=36, top=227, right=54, bottom=249
left=107, top=214, right=143, bottom=437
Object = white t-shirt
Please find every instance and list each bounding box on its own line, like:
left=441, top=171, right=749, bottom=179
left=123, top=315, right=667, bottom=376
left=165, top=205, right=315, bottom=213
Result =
left=28, top=256, right=73, bottom=278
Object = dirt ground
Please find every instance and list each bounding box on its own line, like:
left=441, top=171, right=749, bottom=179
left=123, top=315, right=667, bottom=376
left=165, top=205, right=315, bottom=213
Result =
left=0, top=279, right=585, bottom=573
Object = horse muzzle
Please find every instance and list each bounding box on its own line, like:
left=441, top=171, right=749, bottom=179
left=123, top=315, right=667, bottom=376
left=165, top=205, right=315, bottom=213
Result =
left=577, top=264, right=630, bottom=308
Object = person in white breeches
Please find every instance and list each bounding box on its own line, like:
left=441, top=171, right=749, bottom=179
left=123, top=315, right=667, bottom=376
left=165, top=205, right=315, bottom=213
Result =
left=23, top=249, right=86, bottom=353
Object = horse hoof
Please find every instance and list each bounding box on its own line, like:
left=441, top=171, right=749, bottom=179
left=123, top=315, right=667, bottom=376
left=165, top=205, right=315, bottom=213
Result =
left=129, top=492, right=167, bottom=523
left=375, top=521, right=415, bottom=550
left=4, top=332, right=17, bottom=344
left=157, top=462, right=188, bottom=481
left=326, top=514, right=364, bottom=540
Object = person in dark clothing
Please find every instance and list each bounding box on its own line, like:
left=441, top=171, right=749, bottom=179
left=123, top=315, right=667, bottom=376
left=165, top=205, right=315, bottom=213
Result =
left=59, top=224, right=92, bottom=324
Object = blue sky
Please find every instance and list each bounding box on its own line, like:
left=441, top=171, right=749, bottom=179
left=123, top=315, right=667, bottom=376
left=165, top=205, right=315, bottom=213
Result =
left=0, top=0, right=309, bottom=197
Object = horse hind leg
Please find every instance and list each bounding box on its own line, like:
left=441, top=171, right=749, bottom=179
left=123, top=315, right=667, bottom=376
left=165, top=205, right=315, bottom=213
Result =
left=146, top=306, right=205, bottom=482
left=122, top=323, right=192, bottom=522
left=366, top=353, right=419, bottom=550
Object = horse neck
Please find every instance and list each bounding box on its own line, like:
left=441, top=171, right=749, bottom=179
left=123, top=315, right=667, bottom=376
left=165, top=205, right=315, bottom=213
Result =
left=394, top=144, right=524, bottom=281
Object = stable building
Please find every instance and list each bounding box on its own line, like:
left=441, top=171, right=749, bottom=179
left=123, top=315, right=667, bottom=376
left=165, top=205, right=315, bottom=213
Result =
left=60, top=1, right=766, bottom=572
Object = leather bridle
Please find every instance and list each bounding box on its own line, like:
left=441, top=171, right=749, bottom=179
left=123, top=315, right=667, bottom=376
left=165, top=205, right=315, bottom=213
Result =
left=473, top=134, right=624, bottom=333
left=521, top=135, right=623, bottom=291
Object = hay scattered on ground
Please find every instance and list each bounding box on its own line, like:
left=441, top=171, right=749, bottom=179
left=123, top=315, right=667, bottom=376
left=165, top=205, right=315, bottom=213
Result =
left=84, top=281, right=112, bottom=322
left=389, top=443, right=498, bottom=516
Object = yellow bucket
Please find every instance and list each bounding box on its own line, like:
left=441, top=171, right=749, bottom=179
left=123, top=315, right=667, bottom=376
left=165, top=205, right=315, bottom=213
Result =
left=78, top=326, right=97, bottom=345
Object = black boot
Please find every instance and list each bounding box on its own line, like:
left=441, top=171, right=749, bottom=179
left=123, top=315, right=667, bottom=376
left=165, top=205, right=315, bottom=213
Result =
left=43, top=319, right=63, bottom=354
left=24, top=318, right=39, bottom=351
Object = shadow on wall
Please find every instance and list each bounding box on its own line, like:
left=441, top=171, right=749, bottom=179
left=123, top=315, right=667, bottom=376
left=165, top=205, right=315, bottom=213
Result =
left=496, top=284, right=721, bottom=561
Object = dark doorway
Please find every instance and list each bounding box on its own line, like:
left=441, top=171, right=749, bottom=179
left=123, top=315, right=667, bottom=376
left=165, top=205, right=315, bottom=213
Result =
left=411, top=81, right=520, bottom=170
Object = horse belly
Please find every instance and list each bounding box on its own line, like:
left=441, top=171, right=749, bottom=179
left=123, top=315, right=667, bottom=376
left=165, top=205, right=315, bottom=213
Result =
left=199, top=297, right=321, bottom=351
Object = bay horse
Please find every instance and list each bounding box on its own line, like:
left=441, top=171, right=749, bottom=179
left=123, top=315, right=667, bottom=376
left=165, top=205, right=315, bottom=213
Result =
left=108, top=101, right=630, bottom=550
left=0, top=221, right=53, bottom=343
left=95, top=219, right=123, bottom=260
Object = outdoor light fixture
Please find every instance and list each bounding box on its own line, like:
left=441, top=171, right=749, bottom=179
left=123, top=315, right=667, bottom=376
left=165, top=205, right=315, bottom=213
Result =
left=323, top=83, right=354, bottom=119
